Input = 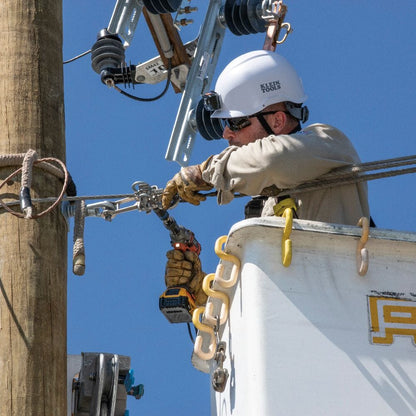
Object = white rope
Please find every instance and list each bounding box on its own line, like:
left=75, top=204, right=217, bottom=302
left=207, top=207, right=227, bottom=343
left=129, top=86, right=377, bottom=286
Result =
left=73, top=200, right=86, bottom=276
left=0, top=149, right=69, bottom=219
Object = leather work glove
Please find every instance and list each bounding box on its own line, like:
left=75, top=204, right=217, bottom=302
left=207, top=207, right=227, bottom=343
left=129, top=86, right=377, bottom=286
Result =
left=165, top=249, right=208, bottom=306
left=162, top=157, right=213, bottom=210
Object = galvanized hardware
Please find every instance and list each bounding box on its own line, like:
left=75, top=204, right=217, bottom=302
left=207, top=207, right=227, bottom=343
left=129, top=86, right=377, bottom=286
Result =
left=261, top=0, right=286, bottom=21
left=95, top=0, right=289, bottom=165
left=262, top=0, right=292, bottom=51
left=134, top=37, right=197, bottom=87
left=212, top=341, right=229, bottom=393
left=107, top=0, right=143, bottom=47
left=165, top=0, right=226, bottom=166
left=174, top=3, right=197, bottom=30
left=64, top=181, right=172, bottom=222
left=131, top=181, right=165, bottom=212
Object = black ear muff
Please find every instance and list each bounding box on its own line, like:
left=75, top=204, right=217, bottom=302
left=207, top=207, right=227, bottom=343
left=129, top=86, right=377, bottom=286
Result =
left=196, top=98, right=224, bottom=141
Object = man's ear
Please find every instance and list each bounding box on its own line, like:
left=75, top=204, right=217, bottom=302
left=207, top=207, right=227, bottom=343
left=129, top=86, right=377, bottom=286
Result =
left=270, top=111, right=287, bottom=133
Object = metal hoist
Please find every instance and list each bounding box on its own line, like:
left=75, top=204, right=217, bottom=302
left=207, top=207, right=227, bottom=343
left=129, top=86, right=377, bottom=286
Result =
left=90, top=0, right=292, bottom=166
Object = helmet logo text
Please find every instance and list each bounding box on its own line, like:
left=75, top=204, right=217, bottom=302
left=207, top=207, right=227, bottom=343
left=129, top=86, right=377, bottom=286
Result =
left=260, top=80, right=281, bottom=94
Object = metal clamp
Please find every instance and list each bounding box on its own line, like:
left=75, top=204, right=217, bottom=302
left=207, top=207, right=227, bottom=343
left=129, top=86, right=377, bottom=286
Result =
left=212, top=341, right=229, bottom=393
left=64, top=181, right=170, bottom=222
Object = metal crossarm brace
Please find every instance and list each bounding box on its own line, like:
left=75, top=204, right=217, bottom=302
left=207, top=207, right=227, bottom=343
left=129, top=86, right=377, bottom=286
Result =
left=107, top=0, right=143, bottom=47
left=165, top=0, right=226, bottom=166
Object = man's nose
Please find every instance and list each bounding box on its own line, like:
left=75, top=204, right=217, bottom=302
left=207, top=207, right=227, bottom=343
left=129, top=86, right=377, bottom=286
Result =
left=223, top=125, right=235, bottom=142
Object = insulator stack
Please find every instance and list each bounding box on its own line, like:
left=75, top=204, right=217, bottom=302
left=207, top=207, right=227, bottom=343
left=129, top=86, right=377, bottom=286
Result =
left=91, top=29, right=125, bottom=75
left=223, top=0, right=267, bottom=36
left=143, top=0, right=182, bottom=14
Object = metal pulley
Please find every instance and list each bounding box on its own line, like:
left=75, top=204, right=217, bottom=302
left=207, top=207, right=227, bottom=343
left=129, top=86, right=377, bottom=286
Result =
left=143, top=0, right=182, bottom=14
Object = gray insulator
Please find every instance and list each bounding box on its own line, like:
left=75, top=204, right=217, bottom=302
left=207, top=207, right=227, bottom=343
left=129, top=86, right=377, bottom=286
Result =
left=143, top=0, right=181, bottom=14
left=224, top=0, right=266, bottom=36
left=91, top=32, right=125, bottom=74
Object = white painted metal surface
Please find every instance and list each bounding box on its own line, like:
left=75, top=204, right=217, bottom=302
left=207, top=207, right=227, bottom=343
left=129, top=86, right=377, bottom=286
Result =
left=203, top=217, right=416, bottom=416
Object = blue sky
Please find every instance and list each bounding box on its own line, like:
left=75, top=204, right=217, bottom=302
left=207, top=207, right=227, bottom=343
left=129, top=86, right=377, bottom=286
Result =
left=63, top=1, right=416, bottom=414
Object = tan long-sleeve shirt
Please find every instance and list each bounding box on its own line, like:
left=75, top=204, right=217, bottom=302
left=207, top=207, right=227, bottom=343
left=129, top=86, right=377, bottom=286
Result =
left=201, top=123, right=370, bottom=226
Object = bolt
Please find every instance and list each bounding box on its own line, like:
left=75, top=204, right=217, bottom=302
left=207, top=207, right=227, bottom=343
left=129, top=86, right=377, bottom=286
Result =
left=104, top=78, right=115, bottom=88
left=178, top=6, right=198, bottom=14
left=176, top=18, right=194, bottom=27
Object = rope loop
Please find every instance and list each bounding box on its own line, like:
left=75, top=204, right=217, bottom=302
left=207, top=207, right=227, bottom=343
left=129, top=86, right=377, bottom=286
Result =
left=0, top=150, right=69, bottom=219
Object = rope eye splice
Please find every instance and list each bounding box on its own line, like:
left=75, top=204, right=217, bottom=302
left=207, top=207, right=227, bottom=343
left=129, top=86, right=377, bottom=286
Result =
left=0, top=149, right=71, bottom=220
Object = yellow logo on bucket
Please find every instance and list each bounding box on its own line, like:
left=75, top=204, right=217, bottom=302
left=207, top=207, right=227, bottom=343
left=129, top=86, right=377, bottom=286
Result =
left=368, top=295, right=416, bottom=346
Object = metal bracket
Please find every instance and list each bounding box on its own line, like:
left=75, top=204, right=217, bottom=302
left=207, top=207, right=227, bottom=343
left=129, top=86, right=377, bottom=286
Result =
left=212, top=341, right=229, bottom=392
left=165, top=0, right=226, bottom=166
left=134, top=37, right=198, bottom=86
left=107, top=0, right=143, bottom=47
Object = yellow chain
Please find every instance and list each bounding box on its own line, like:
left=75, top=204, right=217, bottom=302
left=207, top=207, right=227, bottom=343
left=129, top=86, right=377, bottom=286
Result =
left=192, top=306, right=217, bottom=361
left=192, top=235, right=240, bottom=361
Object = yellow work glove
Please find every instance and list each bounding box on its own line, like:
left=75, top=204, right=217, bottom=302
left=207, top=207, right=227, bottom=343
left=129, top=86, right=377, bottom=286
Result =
left=165, top=249, right=208, bottom=306
left=162, top=157, right=213, bottom=210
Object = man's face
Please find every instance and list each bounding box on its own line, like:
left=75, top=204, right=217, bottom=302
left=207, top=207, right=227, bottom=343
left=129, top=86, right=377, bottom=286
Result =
left=222, top=115, right=271, bottom=147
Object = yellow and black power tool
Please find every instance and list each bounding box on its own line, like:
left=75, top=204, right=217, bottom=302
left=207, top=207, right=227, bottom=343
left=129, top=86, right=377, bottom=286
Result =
left=154, top=208, right=201, bottom=323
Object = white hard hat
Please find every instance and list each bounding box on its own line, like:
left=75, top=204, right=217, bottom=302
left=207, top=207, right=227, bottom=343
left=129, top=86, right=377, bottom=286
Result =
left=210, top=50, right=307, bottom=119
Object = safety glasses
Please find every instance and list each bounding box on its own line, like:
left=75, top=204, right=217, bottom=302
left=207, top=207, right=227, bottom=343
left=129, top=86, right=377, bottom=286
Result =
left=223, top=111, right=278, bottom=132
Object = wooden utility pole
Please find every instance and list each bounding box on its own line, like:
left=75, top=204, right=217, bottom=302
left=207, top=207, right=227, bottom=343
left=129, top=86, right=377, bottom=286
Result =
left=0, top=1, right=67, bottom=415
